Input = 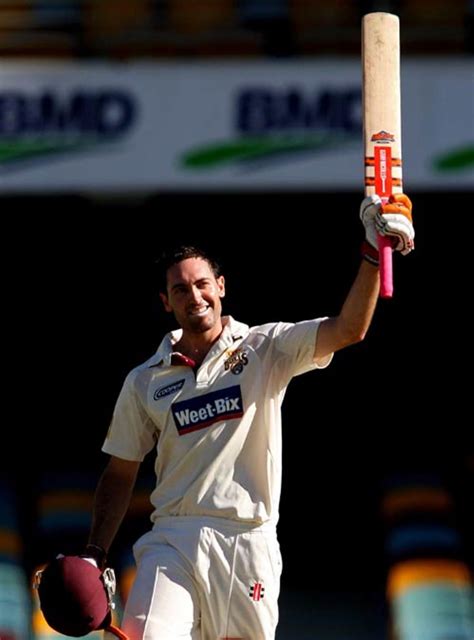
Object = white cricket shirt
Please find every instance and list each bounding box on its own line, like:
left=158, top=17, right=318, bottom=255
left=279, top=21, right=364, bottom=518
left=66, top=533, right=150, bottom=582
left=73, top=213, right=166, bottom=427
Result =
left=103, top=316, right=332, bottom=525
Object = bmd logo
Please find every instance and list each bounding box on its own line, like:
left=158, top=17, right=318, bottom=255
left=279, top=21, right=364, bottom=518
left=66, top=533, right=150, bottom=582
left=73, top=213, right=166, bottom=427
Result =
left=172, top=385, right=243, bottom=435
left=181, top=86, right=361, bottom=169
left=0, top=89, right=137, bottom=168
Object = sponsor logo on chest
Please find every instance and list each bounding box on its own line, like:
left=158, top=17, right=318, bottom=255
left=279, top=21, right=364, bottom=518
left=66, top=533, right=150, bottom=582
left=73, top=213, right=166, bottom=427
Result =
left=153, top=378, right=185, bottom=400
left=172, top=385, right=243, bottom=435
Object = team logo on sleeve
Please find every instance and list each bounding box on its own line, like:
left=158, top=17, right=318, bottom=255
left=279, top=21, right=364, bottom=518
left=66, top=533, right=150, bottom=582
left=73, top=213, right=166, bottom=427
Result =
left=172, top=385, right=243, bottom=435
left=224, top=348, right=248, bottom=375
left=153, top=379, right=185, bottom=400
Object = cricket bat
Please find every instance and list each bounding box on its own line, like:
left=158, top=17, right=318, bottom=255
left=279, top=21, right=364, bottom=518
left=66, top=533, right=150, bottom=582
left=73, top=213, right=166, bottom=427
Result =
left=362, top=12, right=403, bottom=298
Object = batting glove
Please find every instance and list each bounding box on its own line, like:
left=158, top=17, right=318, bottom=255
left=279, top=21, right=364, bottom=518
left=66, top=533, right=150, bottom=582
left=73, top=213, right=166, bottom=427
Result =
left=360, top=193, right=415, bottom=257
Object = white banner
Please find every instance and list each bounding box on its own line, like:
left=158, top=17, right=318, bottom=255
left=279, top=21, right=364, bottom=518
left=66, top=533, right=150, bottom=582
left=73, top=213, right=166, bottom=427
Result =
left=0, top=59, right=472, bottom=192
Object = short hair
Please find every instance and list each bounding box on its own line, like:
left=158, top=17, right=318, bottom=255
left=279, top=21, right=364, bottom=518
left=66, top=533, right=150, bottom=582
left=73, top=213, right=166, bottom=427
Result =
left=156, top=245, right=221, bottom=293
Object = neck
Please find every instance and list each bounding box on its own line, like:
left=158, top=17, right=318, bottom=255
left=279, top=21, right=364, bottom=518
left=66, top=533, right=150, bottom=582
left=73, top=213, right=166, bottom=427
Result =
left=175, top=323, right=224, bottom=365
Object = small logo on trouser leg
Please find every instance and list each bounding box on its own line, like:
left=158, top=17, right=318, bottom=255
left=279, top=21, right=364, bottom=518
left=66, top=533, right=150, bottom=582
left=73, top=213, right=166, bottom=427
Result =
left=249, top=581, right=265, bottom=601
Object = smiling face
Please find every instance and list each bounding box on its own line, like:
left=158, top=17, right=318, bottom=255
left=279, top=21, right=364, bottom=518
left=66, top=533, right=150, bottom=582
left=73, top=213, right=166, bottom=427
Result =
left=160, top=257, right=226, bottom=338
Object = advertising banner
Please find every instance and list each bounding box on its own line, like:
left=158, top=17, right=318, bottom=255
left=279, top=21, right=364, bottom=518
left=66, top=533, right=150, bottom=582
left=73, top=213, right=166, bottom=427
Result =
left=0, top=60, right=472, bottom=192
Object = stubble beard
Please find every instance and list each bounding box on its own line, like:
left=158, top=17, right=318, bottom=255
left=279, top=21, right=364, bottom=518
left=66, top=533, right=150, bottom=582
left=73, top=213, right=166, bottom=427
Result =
left=185, top=308, right=217, bottom=334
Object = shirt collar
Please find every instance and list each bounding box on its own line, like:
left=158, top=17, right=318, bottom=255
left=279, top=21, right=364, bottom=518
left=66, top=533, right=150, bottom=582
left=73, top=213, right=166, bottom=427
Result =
left=147, top=316, right=249, bottom=368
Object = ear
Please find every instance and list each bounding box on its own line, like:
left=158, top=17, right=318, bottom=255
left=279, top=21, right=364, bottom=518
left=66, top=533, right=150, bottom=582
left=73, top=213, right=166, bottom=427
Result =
left=160, top=292, right=172, bottom=313
left=217, top=275, right=225, bottom=298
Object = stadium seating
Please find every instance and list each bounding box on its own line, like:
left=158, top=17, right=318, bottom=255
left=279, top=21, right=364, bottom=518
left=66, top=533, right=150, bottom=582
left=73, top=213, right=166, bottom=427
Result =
left=31, top=471, right=113, bottom=639
left=0, top=0, right=78, bottom=56
left=382, top=472, right=474, bottom=639
left=0, top=477, right=32, bottom=640
left=0, top=0, right=470, bottom=57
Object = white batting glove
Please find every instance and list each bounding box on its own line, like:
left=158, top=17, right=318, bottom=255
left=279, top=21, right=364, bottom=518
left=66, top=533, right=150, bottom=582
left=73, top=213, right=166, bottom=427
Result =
left=360, top=193, right=415, bottom=256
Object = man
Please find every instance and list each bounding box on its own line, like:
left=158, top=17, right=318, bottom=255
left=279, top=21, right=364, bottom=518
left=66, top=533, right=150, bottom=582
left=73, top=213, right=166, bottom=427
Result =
left=84, top=194, right=414, bottom=639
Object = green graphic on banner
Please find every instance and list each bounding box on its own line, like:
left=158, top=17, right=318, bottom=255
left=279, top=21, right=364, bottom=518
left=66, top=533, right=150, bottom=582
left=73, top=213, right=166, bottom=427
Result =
left=432, top=145, right=474, bottom=172
left=181, top=132, right=358, bottom=169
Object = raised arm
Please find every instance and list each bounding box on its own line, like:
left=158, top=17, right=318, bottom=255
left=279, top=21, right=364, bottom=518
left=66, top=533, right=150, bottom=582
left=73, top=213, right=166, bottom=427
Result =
left=315, top=259, right=379, bottom=359
left=86, top=455, right=141, bottom=564
left=315, top=194, right=414, bottom=360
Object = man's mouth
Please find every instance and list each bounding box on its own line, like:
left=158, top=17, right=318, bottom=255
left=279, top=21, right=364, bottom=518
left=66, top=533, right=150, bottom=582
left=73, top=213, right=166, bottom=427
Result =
left=189, top=305, right=210, bottom=317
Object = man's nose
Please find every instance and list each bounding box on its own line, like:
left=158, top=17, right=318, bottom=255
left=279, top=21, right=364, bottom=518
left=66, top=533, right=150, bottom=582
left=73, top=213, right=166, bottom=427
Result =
left=189, top=286, right=203, bottom=302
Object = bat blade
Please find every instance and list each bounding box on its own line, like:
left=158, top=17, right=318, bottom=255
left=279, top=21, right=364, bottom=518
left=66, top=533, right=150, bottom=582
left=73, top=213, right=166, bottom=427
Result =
left=362, top=12, right=403, bottom=298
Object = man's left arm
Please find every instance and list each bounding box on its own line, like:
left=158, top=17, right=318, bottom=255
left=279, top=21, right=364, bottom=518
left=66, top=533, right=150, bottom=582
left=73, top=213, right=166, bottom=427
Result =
left=314, top=260, right=379, bottom=360
left=314, top=194, right=414, bottom=361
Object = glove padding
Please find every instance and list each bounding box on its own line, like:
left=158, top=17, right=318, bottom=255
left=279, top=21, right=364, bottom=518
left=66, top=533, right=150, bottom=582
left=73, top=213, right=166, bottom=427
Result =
left=360, top=193, right=414, bottom=255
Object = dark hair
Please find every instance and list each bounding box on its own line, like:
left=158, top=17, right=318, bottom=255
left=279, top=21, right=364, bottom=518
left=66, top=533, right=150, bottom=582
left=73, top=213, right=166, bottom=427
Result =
left=156, top=245, right=221, bottom=293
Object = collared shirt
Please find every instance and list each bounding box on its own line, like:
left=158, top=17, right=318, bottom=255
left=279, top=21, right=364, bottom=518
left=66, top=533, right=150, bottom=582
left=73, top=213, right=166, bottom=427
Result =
left=103, top=316, right=332, bottom=525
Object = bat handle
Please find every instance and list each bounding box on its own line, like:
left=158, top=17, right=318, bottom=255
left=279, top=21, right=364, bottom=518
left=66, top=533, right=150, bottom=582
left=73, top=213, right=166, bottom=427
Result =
left=378, top=234, right=393, bottom=298
left=105, top=625, right=130, bottom=640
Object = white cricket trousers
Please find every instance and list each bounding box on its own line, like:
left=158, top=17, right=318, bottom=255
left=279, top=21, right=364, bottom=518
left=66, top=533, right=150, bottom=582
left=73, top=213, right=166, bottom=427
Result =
left=121, top=516, right=282, bottom=640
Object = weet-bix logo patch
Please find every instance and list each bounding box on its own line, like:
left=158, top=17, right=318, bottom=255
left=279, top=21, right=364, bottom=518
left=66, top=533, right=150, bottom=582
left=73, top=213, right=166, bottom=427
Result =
left=172, top=385, right=243, bottom=435
left=154, top=379, right=185, bottom=400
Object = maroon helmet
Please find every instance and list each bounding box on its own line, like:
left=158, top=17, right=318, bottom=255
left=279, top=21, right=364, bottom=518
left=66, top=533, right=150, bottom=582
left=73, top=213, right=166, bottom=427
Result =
left=35, top=555, right=116, bottom=637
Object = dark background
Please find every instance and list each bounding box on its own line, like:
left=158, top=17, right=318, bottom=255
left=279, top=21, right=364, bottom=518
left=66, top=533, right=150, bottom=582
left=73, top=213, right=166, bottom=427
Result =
left=5, top=190, right=472, bottom=597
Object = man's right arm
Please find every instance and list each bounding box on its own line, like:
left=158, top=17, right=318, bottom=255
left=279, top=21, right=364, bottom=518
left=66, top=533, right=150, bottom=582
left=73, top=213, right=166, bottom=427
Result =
left=314, top=194, right=414, bottom=361
left=87, top=455, right=141, bottom=561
